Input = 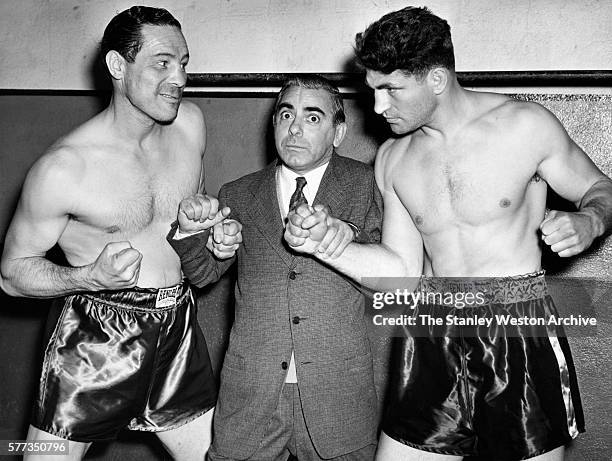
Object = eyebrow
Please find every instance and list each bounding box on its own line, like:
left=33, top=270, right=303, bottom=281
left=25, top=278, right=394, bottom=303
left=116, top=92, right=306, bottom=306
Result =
left=304, top=106, right=326, bottom=116
left=365, top=79, right=397, bottom=90
left=152, top=51, right=190, bottom=61
left=277, top=102, right=294, bottom=111
left=277, top=102, right=327, bottom=117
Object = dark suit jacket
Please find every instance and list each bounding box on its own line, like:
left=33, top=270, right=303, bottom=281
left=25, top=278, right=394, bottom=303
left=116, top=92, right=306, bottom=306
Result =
left=168, top=153, right=383, bottom=459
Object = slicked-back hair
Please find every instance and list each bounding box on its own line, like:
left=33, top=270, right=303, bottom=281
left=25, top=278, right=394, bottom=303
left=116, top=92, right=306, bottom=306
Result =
left=355, top=6, right=455, bottom=78
left=274, top=75, right=346, bottom=126
left=100, top=5, right=181, bottom=64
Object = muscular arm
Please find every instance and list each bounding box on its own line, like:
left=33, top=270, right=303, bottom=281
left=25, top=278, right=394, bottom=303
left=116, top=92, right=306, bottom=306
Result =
left=535, top=104, right=612, bottom=256
left=191, top=102, right=207, bottom=195
left=578, top=179, right=612, bottom=237
left=1, top=150, right=140, bottom=297
left=286, top=141, right=424, bottom=289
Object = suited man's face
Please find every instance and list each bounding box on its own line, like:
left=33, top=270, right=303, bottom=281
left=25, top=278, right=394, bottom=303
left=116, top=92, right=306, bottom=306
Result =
left=273, top=87, right=346, bottom=174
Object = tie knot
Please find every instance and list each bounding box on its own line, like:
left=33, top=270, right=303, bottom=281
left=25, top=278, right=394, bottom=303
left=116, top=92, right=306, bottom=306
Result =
left=295, top=176, right=307, bottom=189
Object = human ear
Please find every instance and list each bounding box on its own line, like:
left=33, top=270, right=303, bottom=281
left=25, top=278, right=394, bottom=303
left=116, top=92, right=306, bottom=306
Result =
left=333, top=122, right=347, bottom=147
left=428, top=67, right=448, bottom=95
left=105, top=50, right=126, bottom=80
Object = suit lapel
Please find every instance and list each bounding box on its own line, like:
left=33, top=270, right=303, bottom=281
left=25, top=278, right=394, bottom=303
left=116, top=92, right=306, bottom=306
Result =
left=245, top=160, right=295, bottom=268
left=313, top=152, right=348, bottom=218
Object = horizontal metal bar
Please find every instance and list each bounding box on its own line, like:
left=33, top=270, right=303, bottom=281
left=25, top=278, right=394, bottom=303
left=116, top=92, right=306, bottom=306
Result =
left=1, top=71, right=609, bottom=95
left=187, top=70, right=612, bottom=87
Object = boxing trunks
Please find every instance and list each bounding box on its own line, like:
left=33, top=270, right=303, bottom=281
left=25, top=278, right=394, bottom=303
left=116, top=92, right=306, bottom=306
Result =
left=32, top=281, right=217, bottom=442
left=383, top=271, right=584, bottom=460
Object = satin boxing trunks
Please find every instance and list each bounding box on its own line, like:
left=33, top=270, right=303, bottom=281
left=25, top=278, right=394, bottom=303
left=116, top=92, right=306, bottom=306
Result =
left=383, top=271, right=584, bottom=460
left=32, top=281, right=217, bottom=442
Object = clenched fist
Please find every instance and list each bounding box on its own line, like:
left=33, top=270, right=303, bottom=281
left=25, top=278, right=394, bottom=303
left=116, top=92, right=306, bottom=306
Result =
left=206, top=219, right=243, bottom=259
left=284, top=204, right=355, bottom=259
left=178, top=194, right=231, bottom=234
left=540, top=209, right=601, bottom=257
left=88, top=241, right=142, bottom=290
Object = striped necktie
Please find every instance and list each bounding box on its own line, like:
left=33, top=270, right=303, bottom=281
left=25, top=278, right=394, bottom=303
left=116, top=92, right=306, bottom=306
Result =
left=289, top=176, right=308, bottom=213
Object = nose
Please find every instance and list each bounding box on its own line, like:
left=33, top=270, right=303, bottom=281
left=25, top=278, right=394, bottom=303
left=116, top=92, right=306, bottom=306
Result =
left=169, top=64, right=187, bottom=88
left=288, top=118, right=303, bottom=137
left=373, top=90, right=389, bottom=115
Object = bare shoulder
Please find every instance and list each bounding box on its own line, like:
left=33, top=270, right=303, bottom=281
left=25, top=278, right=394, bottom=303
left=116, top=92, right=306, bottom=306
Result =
left=177, top=100, right=204, bottom=124
left=376, top=135, right=415, bottom=168
left=28, top=138, right=86, bottom=187
left=494, top=97, right=566, bottom=137
left=473, top=94, right=572, bottom=160
left=168, top=101, right=205, bottom=158
left=375, top=135, right=414, bottom=191
left=18, top=141, right=87, bottom=218
left=176, top=101, right=206, bottom=135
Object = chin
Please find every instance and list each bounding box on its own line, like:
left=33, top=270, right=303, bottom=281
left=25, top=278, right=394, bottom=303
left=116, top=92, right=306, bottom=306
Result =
left=154, top=110, right=179, bottom=124
left=389, top=124, right=407, bottom=134
left=390, top=122, right=419, bottom=135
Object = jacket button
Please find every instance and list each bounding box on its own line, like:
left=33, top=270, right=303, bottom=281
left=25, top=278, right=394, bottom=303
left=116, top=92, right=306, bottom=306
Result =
left=281, top=361, right=288, bottom=370
left=289, top=271, right=297, bottom=280
left=292, top=316, right=300, bottom=324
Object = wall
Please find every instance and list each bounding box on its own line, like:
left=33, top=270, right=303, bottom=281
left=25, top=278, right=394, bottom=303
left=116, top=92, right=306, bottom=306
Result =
left=0, top=92, right=611, bottom=460
left=1, top=0, right=611, bottom=90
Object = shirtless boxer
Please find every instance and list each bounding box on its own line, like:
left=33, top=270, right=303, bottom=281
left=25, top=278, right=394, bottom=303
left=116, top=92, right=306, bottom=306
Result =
left=284, top=6, right=612, bottom=461
left=0, top=6, right=237, bottom=460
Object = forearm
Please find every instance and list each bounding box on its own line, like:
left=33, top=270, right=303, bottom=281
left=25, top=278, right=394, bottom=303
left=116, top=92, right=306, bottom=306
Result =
left=578, top=178, right=612, bottom=237
left=1, top=256, right=92, bottom=298
left=315, top=242, right=418, bottom=290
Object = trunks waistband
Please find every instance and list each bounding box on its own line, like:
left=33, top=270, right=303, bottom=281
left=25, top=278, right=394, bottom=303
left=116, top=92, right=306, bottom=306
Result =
left=419, top=270, right=548, bottom=304
left=77, top=280, right=191, bottom=311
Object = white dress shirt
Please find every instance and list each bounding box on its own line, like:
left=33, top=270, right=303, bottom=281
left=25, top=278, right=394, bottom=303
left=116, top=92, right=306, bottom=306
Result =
left=276, top=162, right=330, bottom=383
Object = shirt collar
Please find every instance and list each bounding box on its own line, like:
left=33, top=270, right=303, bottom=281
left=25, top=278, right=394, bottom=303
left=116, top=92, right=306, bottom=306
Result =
left=278, top=161, right=329, bottom=202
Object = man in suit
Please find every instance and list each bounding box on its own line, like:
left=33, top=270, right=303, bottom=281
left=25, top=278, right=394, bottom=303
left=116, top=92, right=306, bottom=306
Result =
left=167, top=74, right=383, bottom=460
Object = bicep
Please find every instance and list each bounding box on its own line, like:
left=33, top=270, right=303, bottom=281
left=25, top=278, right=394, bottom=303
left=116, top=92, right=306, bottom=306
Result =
left=374, top=139, right=423, bottom=272
left=2, top=164, right=72, bottom=262
left=182, top=101, right=207, bottom=193
left=537, top=112, right=608, bottom=205
left=380, top=188, right=423, bottom=276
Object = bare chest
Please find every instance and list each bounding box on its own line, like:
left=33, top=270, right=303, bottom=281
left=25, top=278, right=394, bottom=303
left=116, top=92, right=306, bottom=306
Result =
left=71, top=157, right=200, bottom=235
left=394, top=148, right=544, bottom=233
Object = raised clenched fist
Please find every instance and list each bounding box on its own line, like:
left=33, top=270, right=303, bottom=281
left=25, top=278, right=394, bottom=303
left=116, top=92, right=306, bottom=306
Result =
left=178, top=194, right=231, bottom=234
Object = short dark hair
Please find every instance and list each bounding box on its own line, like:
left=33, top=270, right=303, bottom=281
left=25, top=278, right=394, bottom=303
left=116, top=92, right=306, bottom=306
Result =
left=274, top=75, right=346, bottom=126
left=355, top=6, right=455, bottom=78
left=100, top=6, right=181, bottom=63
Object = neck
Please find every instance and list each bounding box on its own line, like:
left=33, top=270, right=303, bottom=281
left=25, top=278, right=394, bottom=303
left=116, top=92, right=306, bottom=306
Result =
left=105, top=93, right=161, bottom=143
left=422, top=80, right=475, bottom=139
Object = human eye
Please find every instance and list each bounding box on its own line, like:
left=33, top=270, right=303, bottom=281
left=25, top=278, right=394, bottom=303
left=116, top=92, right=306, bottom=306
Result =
left=157, top=60, right=168, bottom=68
left=278, top=110, right=294, bottom=121
left=306, top=114, right=320, bottom=123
